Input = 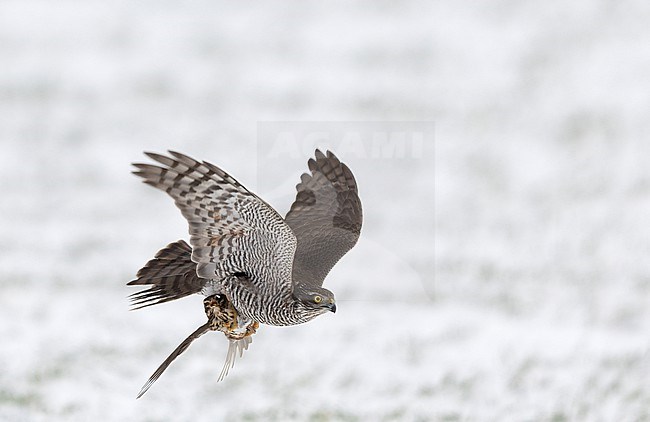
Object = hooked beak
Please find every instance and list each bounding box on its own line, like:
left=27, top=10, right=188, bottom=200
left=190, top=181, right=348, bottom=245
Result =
left=328, top=302, right=337, bottom=313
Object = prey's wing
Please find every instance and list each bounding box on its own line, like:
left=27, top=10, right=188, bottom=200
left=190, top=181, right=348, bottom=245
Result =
left=136, top=323, right=210, bottom=399
left=284, top=150, right=362, bottom=287
left=127, top=240, right=203, bottom=309
left=136, top=325, right=252, bottom=398
left=133, top=151, right=296, bottom=290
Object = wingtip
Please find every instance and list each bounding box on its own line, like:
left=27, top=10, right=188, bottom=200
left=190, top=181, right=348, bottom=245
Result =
left=135, top=383, right=150, bottom=399
left=133, top=323, right=210, bottom=399
left=135, top=376, right=156, bottom=399
left=167, top=150, right=187, bottom=160
left=307, top=157, right=318, bottom=172
left=326, top=150, right=341, bottom=166
left=311, top=149, right=341, bottom=168
left=143, top=151, right=160, bottom=160
left=314, top=149, right=326, bottom=160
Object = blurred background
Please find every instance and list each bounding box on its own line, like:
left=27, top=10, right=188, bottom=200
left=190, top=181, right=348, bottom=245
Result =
left=1, top=0, right=649, bottom=420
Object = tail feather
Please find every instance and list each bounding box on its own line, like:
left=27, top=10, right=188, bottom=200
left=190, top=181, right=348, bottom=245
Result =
left=128, top=240, right=204, bottom=309
left=217, top=337, right=253, bottom=382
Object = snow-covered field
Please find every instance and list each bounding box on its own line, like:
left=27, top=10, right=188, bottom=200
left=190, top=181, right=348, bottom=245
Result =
left=1, top=0, right=649, bottom=420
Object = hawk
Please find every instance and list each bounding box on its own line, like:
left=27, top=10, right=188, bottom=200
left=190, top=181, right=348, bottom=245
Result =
left=128, top=149, right=362, bottom=398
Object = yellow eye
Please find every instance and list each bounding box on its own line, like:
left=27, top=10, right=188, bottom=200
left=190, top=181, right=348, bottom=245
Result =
left=313, top=295, right=322, bottom=303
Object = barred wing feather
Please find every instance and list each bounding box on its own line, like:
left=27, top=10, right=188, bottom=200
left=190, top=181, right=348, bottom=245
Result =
left=132, top=151, right=296, bottom=290
left=284, top=150, right=362, bottom=288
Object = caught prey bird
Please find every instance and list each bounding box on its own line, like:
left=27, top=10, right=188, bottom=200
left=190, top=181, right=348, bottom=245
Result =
left=128, top=149, right=362, bottom=398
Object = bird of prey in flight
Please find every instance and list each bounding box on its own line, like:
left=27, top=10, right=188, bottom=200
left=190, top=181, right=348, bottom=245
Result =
left=128, top=149, right=362, bottom=398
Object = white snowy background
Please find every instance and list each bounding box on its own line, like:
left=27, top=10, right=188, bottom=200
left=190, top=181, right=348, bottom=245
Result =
left=1, top=0, right=649, bottom=420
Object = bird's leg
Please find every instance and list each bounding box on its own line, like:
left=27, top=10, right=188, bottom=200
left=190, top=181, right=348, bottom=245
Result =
left=245, top=320, right=259, bottom=336
left=226, top=320, right=259, bottom=340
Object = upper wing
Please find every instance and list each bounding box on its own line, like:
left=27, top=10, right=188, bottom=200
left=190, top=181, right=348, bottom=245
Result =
left=128, top=240, right=203, bottom=309
left=132, top=151, right=296, bottom=290
left=284, top=150, right=362, bottom=287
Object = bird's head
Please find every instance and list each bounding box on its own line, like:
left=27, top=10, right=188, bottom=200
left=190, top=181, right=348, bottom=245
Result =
left=293, top=284, right=337, bottom=314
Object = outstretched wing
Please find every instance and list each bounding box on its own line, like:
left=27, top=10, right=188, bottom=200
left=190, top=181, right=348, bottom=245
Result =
left=128, top=240, right=202, bottom=309
left=132, top=151, right=296, bottom=290
left=284, top=150, right=362, bottom=287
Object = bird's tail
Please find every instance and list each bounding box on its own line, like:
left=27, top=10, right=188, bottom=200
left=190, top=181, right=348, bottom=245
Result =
left=128, top=240, right=204, bottom=309
left=217, top=337, right=253, bottom=382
